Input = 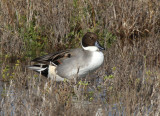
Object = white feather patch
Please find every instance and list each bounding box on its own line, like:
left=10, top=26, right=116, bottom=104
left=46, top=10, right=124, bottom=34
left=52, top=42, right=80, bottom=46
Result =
left=82, top=46, right=99, bottom=51
left=48, top=65, right=65, bottom=81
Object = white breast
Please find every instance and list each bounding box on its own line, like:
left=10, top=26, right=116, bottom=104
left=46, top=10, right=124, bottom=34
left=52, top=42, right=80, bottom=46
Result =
left=78, top=51, right=104, bottom=77
left=87, top=51, right=104, bottom=70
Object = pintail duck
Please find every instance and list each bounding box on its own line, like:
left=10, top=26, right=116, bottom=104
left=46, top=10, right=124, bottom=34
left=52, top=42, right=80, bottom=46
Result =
left=29, top=32, right=105, bottom=81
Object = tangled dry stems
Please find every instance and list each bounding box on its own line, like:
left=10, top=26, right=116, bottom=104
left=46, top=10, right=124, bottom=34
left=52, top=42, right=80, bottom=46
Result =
left=0, top=0, right=160, bottom=115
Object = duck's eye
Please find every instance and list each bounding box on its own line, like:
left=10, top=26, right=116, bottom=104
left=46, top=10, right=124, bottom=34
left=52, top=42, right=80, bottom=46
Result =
left=89, top=37, right=92, bottom=40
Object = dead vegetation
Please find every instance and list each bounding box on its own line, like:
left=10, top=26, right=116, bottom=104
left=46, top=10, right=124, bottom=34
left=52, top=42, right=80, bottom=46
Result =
left=0, top=0, right=160, bottom=115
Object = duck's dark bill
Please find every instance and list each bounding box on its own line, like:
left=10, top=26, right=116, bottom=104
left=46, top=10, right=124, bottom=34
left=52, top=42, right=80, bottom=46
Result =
left=95, top=41, right=105, bottom=50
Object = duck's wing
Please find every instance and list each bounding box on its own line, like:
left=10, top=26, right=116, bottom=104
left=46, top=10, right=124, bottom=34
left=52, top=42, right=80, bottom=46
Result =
left=31, top=50, right=72, bottom=65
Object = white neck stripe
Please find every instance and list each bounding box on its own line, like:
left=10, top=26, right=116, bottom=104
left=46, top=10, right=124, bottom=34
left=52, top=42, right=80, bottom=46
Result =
left=82, top=46, right=99, bottom=51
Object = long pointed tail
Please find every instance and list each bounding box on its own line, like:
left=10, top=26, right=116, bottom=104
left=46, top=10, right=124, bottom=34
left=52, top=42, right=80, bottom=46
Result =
left=28, top=64, right=48, bottom=77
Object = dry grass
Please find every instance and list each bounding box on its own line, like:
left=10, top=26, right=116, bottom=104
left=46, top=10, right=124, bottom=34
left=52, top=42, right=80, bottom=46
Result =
left=103, top=35, right=160, bottom=115
left=0, top=0, right=160, bottom=115
left=0, top=0, right=159, bottom=56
